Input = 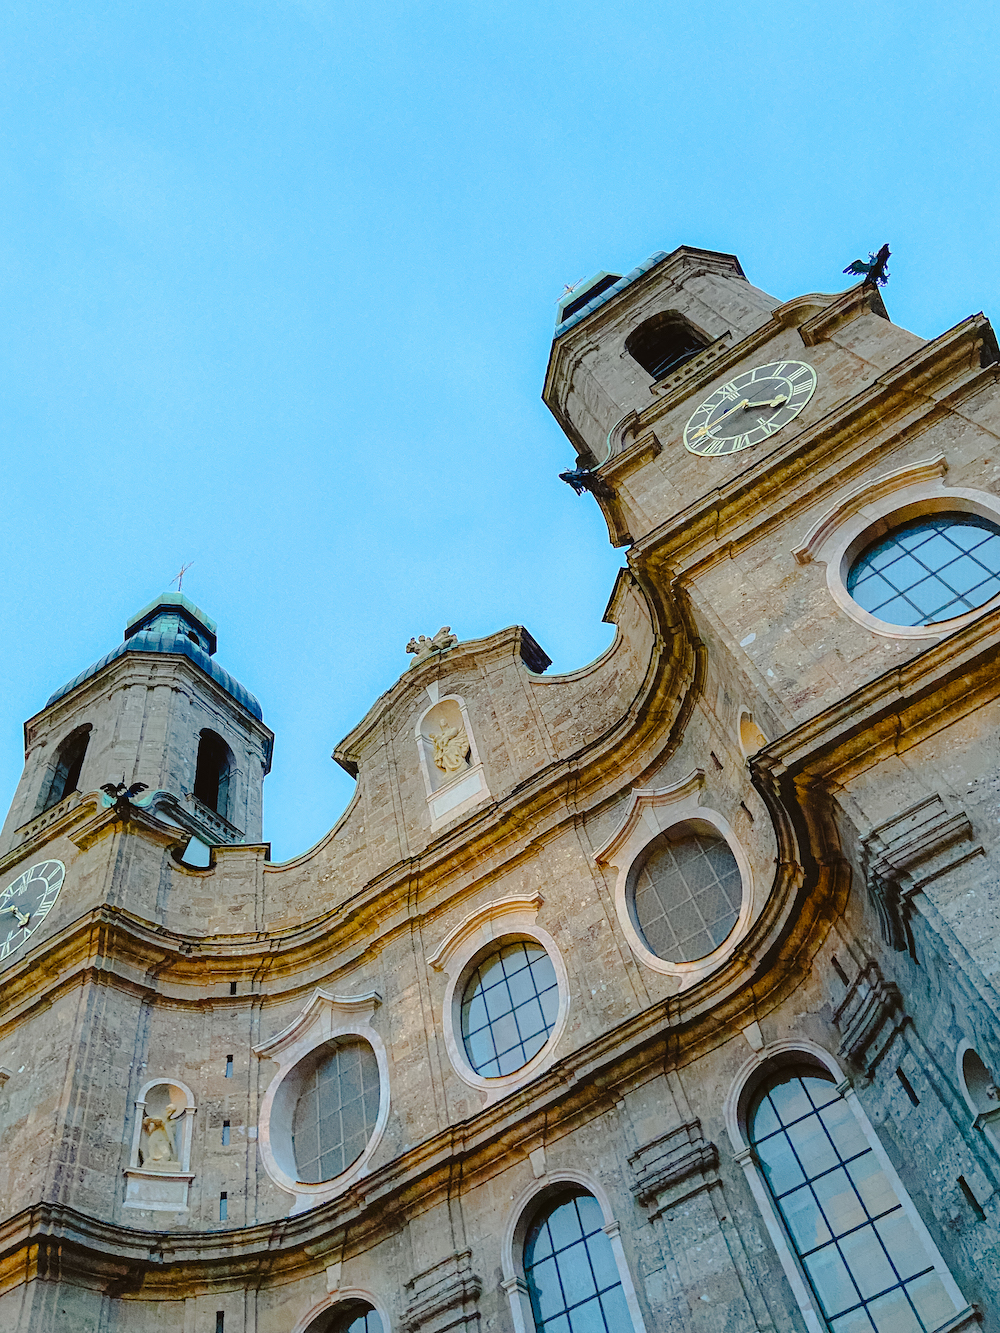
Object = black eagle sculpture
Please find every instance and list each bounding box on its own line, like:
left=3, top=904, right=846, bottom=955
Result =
left=101, top=779, right=149, bottom=819
left=559, top=467, right=612, bottom=499
left=844, top=243, right=891, bottom=287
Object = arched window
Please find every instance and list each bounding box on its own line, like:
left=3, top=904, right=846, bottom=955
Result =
left=194, top=729, right=233, bottom=818
left=305, top=1302, right=383, bottom=1333
left=749, top=1064, right=960, bottom=1332
left=41, top=725, right=91, bottom=812
left=847, top=512, right=1000, bottom=627
left=625, top=312, right=708, bottom=382
left=523, top=1190, right=632, bottom=1333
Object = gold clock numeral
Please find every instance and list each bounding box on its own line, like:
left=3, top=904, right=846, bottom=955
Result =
left=719, top=383, right=740, bottom=401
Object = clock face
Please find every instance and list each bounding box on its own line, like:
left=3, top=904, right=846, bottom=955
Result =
left=0, top=860, right=65, bottom=963
left=683, top=360, right=817, bottom=456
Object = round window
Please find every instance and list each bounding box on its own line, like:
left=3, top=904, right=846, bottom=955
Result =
left=291, top=1038, right=381, bottom=1184
left=847, top=512, right=1000, bottom=627
left=460, top=939, right=559, bottom=1078
left=628, top=827, right=742, bottom=963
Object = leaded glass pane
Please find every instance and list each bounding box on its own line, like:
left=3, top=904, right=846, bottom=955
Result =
left=325, top=1303, right=383, bottom=1333
left=628, top=828, right=742, bottom=963
left=460, top=940, right=559, bottom=1078
left=847, top=514, right=1000, bottom=626
left=750, top=1068, right=956, bottom=1332
left=524, top=1192, right=628, bottom=1333
left=292, top=1039, right=381, bottom=1184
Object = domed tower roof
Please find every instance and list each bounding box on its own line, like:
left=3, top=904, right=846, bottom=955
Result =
left=45, top=592, right=263, bottom=721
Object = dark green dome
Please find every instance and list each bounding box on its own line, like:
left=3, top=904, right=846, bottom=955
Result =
left=45, top=593, right=263, bottom=721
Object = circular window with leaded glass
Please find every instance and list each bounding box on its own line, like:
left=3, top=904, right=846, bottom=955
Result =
left=291, top=1038, right=381, bottom=1184
left=847, top=512, right=1000, bottom=627
left=460, top=939, right=560, bottom=1079
left=627, top=826, right=743, bottom=963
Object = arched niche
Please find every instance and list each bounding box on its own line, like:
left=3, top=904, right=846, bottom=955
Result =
left=415, top=691, right=490, bottom=830
left=738, top=708, right=768, bottom=758
left=957, top=1041, right=1000, bottom=1151
left=124, top=1077, right=197, bottom=1213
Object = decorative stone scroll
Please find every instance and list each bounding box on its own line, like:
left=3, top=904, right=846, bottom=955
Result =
left=124, top=1078, right=197, bottom=1212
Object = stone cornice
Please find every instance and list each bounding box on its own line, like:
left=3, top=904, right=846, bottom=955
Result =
left=22, top=648, right=273, bottom=752
left=751, top=604, right=1000, bottom=788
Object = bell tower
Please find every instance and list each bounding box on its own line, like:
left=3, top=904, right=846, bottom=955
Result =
left=0, top=592, right=273, bottom=858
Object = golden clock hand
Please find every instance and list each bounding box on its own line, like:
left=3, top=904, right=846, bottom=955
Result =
left=2, top=905, right=28, bottom=927
left=690, top=398, right=749, bottom=439
left=744, top=395, right=788, bottom=409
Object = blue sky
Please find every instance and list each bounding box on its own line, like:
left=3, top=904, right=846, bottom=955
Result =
left=1, top=0, right=997, bottom=859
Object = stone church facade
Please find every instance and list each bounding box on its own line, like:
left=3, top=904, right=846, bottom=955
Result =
left=1, top=245, right=1000, bottom=1333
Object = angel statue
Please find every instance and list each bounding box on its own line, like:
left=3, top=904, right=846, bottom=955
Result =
left=430, top=721, right=470, bottom=775
left=139, top=1104, right=181, bottom=1172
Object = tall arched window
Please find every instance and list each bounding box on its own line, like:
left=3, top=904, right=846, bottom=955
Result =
left=523, top=1189, right=631, bottom=1332
left=749, top=1065, right=960, bottom=1332
left=305, top=1301, right=383, bottom=1333
left=194, top=729, right=233, bottom=818
left=41, top=725, right=91, bottom=812
left=625, top=312, right=708, bottom=382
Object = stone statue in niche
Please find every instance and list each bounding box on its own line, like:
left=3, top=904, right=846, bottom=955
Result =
left=431, top=720, right=471, bottom=775
left=419, top=699, right=473, bottom=793
left=139, top=1103, right=182, bottom=1172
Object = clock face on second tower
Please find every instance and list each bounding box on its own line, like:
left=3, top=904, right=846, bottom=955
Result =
left=683, top=359, right=817, bottom=456
left=0, top=860, right=65, bottom=963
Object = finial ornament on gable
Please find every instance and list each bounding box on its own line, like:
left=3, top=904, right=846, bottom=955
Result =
left=843, top=243, right=891, bottom=288
left=406, top=626, right=458, bottom=668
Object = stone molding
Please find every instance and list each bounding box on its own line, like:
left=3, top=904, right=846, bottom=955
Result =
left=628, top=1118, right=720, bottom=1217
left=791, top=454, right=948, bottom=564
left=790, top=462, right=1000, bottom=641
left=833, top=959, right=906, bottom=1077
left=401, top=1250, right=482, bottom=1333
left=862, top=793, right=982, bottom=951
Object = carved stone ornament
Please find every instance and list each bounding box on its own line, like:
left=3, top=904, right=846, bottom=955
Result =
left=628, top=1118, right=720, bottom=1220
left=401, top=1249, right=483, bottom=1333
left=861, top=792, right=982, bottom=955
left=406, top=626, right=459, bottom=668
left=124, top=1078, right=197, bottom=1212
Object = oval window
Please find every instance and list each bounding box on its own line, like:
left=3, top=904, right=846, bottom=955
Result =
left=460, top=940, right=559, bottom=1078
left=628, top=827, right=742, bottom=963
left=847, top=512, right=1000, bottom=626
left=291, top=1038, right=381, bottom=1184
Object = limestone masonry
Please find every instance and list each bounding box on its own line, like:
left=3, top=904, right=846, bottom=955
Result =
left=2, top=245, right=1000, bottom=1333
